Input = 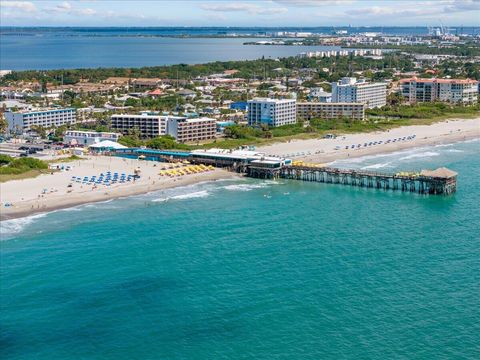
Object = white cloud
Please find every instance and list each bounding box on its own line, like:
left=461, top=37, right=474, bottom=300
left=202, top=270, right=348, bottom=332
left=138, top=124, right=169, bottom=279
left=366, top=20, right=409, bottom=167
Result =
left=273, top=0, right=355, bottom=6
left=347, top=6, right=430, bottom=17
left=0, top=1, right=37, bottom=13
left=445, top=0, right=480, bottom=11
left=53, top=1, right=73, bottom=12
left=77, top=7, right=96, bottom=15
left=346, top=0, right=480, bottom=18
left=201, top=2, right=288, bottom=15
left=46, top=1, right=96, bottom=16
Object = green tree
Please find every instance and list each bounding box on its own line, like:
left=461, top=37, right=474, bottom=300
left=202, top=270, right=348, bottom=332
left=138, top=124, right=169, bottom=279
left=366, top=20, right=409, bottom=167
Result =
left=118, top=135, right=143, bottom=148
left=30, top=125, right=47, bottom=139
left=0, top=116, right=8, bottom=134
left=146, top=135, right=177, bottom=149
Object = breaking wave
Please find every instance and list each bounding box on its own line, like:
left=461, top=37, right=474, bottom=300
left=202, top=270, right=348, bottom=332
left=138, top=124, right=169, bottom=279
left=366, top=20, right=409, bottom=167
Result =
left=361, top=162, right=393, bottom=170
left=152, top=190, right=210, bottom=202
left=398, top=151, right=440, bottom=161
left=0, top=213, right=48, bottom=240
left=223, top=183, right=270, bottom=192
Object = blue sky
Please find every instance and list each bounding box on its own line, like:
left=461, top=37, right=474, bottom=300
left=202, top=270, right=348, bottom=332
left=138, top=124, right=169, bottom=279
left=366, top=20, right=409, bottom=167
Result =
left=1, top=0, right=479, bottom=27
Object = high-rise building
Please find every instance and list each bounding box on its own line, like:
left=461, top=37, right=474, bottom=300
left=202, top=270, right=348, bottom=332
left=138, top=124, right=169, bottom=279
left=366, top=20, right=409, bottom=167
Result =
left=399, top=77, right=478, bottom=104
left=5, top=108, right=77, bottom=134
left=247, top=98, right=296, bottom=127
left=331, top=77, right=387, bottom=109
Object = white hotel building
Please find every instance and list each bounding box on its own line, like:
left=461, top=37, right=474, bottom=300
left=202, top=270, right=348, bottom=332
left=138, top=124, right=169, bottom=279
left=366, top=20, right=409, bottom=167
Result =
left=63, top=130, right=122, bottom=146
left=399, top=77, right=478, bottom=104
left=247, top=98, right=297, bottom=127
left=332, top=77, right=387, bottom=109
left=110, top=113, right=216, bottom=143
left=5, top=108, right=77, bottom=134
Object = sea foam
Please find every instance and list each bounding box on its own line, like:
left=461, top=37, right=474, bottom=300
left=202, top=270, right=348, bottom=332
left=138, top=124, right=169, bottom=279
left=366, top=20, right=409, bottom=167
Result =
left=398, top=151, right=440, bottom=161
left=361, top=162, right=393, bottom=170
left=152, top=190, right=210, bottom=202
left=0, top=213, right=47, bottom=240
left=223, top=183, right=270, bottom=192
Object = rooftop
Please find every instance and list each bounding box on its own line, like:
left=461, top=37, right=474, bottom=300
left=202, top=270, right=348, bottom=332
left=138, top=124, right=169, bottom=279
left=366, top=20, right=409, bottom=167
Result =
left=248, top=98, right=295, bottom=104
left=8, top=107, right=75, bottom=114
left=400, top=77, right=478, bottom=84
left=420, top=167, right=458, bottom=179
left=191, top=148, right=288, bottom=162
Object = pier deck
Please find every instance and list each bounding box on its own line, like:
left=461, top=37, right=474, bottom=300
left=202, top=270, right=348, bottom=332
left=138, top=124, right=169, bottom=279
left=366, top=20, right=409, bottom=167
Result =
left=113, top=148, right=457, bottom=196
left=248, top=164, right=457, bottom=195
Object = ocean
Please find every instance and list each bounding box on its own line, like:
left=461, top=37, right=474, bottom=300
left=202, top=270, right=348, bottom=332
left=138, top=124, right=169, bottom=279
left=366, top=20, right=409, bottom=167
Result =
left=1, top=139, right=479, bottom=359
left=2, top=26, right=479, bottom=70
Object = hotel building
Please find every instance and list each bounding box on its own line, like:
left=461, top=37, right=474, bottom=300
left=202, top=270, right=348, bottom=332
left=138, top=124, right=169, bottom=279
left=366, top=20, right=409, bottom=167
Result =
left=166, top=117, right=216, bottom=143
left=332, top=77, right=387, bottom=109
left=111, top=114, right=168, bottom=138
left=5, top=108, right=77, bottom=134
left=63, top=130, right=122, bottom=146
left=111, top=113, right=216, bottom=143
left=399, top=77, right=478, bottom=104
left=297, top=102, right=366, bottom=121
left=247, top=98, right=297, bottom=127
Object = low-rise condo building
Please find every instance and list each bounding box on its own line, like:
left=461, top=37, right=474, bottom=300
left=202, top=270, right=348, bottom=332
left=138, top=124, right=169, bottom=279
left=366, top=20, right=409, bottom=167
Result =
left=332, top=77, right=387, bottom=109
left=166, top=117, right=216, bottom=143
left=5, top=108, right=77, bottom=134
left=63, top=130, right=122, bottom=146
left=297, top=102, right=366, bottom=121
left=399, top=77, right=478, bottom=104
left=111, top=113, right=216, bottom=143
left=111, top=113, right=169, bottom=138
left=247, top=98, right=296, bottom=127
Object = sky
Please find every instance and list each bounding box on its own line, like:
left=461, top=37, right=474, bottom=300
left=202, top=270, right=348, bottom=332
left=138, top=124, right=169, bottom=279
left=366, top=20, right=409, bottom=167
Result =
left=1, top=0, right=479, bottom=27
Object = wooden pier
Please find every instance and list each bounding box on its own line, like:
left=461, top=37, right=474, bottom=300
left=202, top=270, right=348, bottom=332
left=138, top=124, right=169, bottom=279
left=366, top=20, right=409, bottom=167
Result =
left=113, top=148, right=457, bottom=196
left=247, top=164, right=457, bottom=195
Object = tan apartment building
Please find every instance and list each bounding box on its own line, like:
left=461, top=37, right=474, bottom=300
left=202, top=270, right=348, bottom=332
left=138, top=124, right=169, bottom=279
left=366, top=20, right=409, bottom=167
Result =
left=111, top=113, right=216, bottom=143
left=166, top=117, right=216, bottom=143
left=297, top=102, right=366, bottom=121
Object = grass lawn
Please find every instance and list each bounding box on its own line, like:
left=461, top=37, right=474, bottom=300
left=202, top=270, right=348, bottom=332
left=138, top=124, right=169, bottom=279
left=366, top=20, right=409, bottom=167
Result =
left=0, top=169, right=53, bottom=183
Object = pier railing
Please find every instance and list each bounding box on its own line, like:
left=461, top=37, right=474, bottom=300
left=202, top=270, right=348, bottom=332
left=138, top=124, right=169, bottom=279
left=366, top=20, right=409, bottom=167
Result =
left=248, top=164, right=457, bottom=195
left=113, top=148, right=457, bottom=196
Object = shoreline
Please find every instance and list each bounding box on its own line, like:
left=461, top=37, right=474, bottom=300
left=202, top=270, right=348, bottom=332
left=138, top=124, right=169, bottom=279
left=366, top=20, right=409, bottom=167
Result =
left=0, top=157, right=240, bottom=221
left=1, top=118, right=479, bottom=222
left=0, top=173, right=238, bottom=222
left=258, top=118, right=480, bottom=164
left=319, top=131, right=479, bottom=164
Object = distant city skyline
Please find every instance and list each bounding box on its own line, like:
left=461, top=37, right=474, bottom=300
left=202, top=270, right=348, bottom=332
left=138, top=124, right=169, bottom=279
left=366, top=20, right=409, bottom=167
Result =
left=1, top=0, right=479, bottom=27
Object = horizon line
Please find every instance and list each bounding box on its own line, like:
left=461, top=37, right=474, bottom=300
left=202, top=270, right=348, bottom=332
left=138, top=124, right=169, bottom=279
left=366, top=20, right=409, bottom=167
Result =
left=1, top=25, right=480, bottom=29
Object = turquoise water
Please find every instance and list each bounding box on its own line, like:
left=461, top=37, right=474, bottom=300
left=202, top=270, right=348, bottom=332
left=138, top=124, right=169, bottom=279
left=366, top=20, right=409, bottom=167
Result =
left=1, top=140, right=479, bottom=359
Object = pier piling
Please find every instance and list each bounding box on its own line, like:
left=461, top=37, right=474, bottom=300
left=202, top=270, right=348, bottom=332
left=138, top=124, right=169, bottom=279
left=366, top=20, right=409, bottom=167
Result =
left=248, top=165, right=457, bottom=196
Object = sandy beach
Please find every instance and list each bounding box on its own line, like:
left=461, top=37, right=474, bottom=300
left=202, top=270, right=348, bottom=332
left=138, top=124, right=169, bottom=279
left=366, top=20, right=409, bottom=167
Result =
left=1, top=156, right=238, bottom=221
left=1, top=117, right=479, bottom=221
left=258, top=117, right=480, bottom=164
